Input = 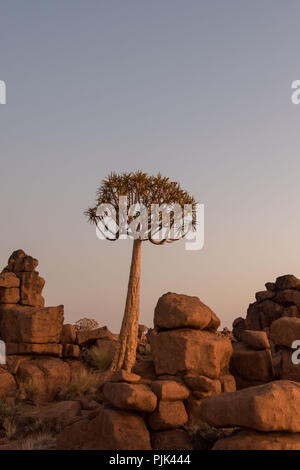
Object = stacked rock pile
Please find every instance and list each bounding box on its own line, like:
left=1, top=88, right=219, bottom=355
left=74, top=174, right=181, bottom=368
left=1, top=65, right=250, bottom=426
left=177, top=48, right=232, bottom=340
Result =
left=56, top=292, right=236, bottom=450
left=231, top=274, right=300, bottom=389
left=233, top=274, right=300, bottom=339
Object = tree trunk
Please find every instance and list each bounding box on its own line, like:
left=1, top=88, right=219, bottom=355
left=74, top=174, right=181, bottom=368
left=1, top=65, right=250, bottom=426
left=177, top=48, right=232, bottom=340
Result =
left=110, top=239, right=142, bottom=372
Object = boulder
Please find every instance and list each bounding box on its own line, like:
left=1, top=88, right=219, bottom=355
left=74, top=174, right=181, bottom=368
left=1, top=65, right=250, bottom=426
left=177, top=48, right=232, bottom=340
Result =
left=18, top=272, right=45, bottom=307
left=103, top=382, right=157, bottom=412
left=154, top=293, right=220, bottom=331
left=245, top=300, right=283, bottom=330
left=183, top=375, right=221, bottom=394
left=6, top=343, right=63, bottom=356
left=270, top=317, right=300, bottom=347
left=76, top=326, right=114, bottom=347
left=200, top=380, right=300, bottom=432
left=213, top=429, right=300, bottom=450
left=0, top=287, right=20, bottom=304
left=241, top=330, right=270, bottom=350
left=151, top=329, right=232, bottom=379
left=151, top=429, right=194, bottom=450
left=56, top=405, right=151, bottom=450
left=4, top=250, right=38, bottom=273
left=275, top=274, right=300, bottom=291
left=255, top=290, right=275, bottom=302
left=150, top=380, right=190, bottom=401
left=17, top=358, right=70, bottom=401
left=274, top=290, right=300, bottom=309
left=0, top=272, right=20, bottom=288
left=0, top=305, right=64, bottom=343
left=0, top=368, right=16, bottom=397
left=230, top=343, right=274, bottom=382
left=148, top=400, right=188, bottom=430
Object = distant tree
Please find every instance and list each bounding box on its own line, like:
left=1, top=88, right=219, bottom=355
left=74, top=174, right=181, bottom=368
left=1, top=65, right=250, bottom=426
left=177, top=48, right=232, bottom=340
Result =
left=85, top=171, right=196, bottom=371
left=75, top=318, right=99, bottom=331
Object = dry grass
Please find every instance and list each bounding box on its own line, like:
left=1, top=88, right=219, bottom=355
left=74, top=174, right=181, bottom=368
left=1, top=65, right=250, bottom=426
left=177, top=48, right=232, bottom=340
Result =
left=21, top=432, right=56, bottom=450
left=58, top=369, right=99, bottom=400
left=17, top=378, right=40, bottom=403
left=3, top=419, right=17, bottom=440
left=82, top=346, right=112, bottom=371
left=0, top=399, right=21, bottom=440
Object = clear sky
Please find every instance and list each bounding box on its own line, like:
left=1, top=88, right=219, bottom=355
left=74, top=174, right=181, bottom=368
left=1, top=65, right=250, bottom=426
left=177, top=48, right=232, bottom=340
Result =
left=1, top=1, right=300, bottom=332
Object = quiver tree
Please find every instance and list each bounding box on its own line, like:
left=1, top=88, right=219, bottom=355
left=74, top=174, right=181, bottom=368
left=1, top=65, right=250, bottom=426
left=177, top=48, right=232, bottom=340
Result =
left=85, top=171, right=197, bottom=371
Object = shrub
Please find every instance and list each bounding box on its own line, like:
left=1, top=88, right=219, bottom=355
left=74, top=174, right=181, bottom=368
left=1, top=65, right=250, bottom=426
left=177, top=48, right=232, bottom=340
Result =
left=82, top=346, right=112, bottom=371
left=58, top=370, right=99, bottom=400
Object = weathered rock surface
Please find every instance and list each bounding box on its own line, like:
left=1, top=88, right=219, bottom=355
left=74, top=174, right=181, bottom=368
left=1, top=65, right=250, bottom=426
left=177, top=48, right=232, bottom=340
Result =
left=103, top=382, right=157, bottom=412
left=213, top=429, right=300, bottom=450
left=2, top=250, right=39, bottom=273
left=18, top=272, right=45, bottom=307
left=230, top=343, right=274, bottom=383
left=0, top=288, right=20, bottom=304
left=183, top=375, right=221, bottom=394
left=270, top=317, right=300, bottom=348
left=0, top=272, right=20, bottom=288
left=151, top=329, right=232, bottom=378
left=154, top=293, right=220, bottom=331
left=56, top=406, right=151, bottom=450
left=0, top=305, right=64, bottom=343
left=17, top=358, right=70, bottom=401
left=200, top=380, right=300, bottom=432
left=241, top=330, right=270, bottom=350
left=275, top=275, right=300, bottom=291
left=150, top=380, right=190, bottom=401
left=148, top=400, right=188, bottom=430
left=255, top=290, right=275, bottom=302
left=6, top=343, right=63, bottom=356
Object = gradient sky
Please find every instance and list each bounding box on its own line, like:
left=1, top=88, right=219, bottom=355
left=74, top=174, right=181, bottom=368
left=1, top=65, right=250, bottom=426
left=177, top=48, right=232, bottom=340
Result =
left=1, top=1, right=300, bottom=332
